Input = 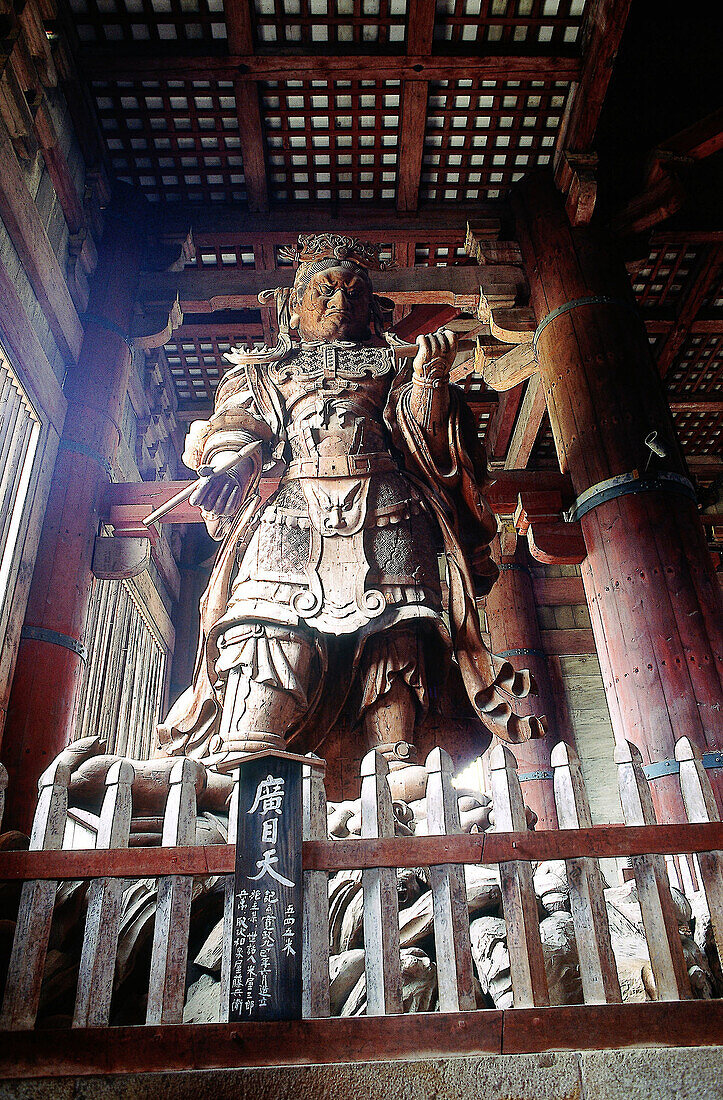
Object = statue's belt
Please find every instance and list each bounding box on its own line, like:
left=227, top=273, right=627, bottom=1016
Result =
left=285, top=453, right=397, bottom=479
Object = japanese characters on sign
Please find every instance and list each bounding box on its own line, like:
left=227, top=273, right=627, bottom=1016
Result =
left=229, top=755, right=302, bottom=1021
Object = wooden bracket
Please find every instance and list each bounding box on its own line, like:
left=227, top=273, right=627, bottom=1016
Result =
left=513, top=490, right=586, bottom=565
left=554, top=152, right=598, bottom=227
left=92, top=535, right=151, bottom=580
left=132, top=296, right=184, bottom=351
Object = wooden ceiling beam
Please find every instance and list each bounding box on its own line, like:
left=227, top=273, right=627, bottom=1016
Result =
left=397, top=0, right=436, bottom=213
left=556, top=0, right=631, bottom=154
left=669, top=398, right=723, bottom=415
left=397, top=82, right=430, bottom=213
left=78, top=50, right=581, bottom=83
left=486, top=383, right=525, bottom=461
left=233, top=78, right=269, bottom=213
left=137, top=263, right=525, bottom=313
left=662, top=108, right=723, bottom=162
left=223, top=0, right=254, bottom=55
left=156, top=203, right=503, bottom=238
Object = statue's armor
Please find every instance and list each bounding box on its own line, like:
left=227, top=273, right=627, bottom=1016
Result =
left=215, top=341, right=444, bottom=646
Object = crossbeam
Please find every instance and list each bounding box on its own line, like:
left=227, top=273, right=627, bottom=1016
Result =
left=0, top=821, right=721, bottom=879
left=136, top=264, right=526, bottom=314
left=78, top=50, right=582, bottom=83
left=3, top=1002, right=720, bottom=1077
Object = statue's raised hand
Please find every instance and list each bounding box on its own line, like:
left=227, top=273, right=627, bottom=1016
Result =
left=189, top=448, right=254, bottom=518
left=412, top=327, right=458, bottom=381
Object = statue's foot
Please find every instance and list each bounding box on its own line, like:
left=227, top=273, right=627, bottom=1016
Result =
left=381, top=742, right=429, bottom=802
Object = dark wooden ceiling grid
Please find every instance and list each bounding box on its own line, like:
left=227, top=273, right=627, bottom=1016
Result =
left=93, top=78, right=246, bottom=204
left=250, top=0, right=407, bottom=48
left=421, top=76, right=570, bottom=201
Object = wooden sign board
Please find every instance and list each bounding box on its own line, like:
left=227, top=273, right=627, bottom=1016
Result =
left=229, top=754, right=303, bottom=1022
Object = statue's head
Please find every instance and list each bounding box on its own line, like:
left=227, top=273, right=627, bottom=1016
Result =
left=290, top=260, right=374, bottom=342
left=282, top=233, right=395, bottom=343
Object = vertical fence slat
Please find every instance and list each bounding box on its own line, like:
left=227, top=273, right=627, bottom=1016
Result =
left=361, top=749, right=402, bottom=1016
left=146, top=758, right=202, bottom=1024
left=489, top=743, right=549, bottom=1008
left=675, top=736, right=723, bottom=975
left=614, top=739, right=691, bottom=1000
left=551, top=741, right=621, bottom=1004
left=73, top=760, right=134, bottom=1027
left=0, top=760, right=71, bottom=1029
left=424, top=747, right=475, bottom=1012
left=220, top=768, right=240, bottom=1023
left=302, top=755, right=330, bottom=1019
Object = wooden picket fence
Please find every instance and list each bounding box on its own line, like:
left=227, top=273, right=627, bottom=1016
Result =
left=0, top=735, right=721, bottom=1077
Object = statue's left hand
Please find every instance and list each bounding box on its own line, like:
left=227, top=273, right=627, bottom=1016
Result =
left=412, top=328, right=458, bottom=380
left=189, top=449, right=253, bottom=518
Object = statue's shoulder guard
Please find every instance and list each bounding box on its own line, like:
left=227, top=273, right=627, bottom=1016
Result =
left=213, top=334, right=293, bottom=451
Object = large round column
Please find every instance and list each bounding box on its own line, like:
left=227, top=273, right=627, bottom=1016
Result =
left=484, top=536, right=564, bottom=829
left=4, top=192, right=147, bottom=831
left=512, top=173, right=723, bottom=822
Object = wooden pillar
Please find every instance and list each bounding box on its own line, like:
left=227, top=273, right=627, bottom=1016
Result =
left=4, top=190, right=147, bottom=831
left=512, top=173, right=723, bottom=823
left=484, top=535, right=563, bottom=830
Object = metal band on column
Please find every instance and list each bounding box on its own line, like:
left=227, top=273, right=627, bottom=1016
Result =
left=533, top=295, right=635, bottom=356
left=20, top=625, right=88, bottom=661
left=565, top=470, right=696, bottom=524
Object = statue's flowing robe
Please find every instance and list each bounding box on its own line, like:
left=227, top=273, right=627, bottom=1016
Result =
left=155, top=349, right=542, bottom=762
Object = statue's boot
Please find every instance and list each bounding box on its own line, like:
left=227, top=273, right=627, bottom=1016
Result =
left=363, top=676, right=428, bottom=802
left=210, top=624, right=317, bottom=768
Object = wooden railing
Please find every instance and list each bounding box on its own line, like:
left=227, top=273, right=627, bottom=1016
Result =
left=0, top=736, right=721, bottom=1078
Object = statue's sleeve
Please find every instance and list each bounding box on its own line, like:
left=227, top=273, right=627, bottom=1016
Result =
left=181, top=365, right=283, bottom=540
left=182, top=370, right=278, bottom=471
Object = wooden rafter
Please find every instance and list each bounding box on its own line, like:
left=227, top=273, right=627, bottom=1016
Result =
left=504, top=375, right=548, bottom=470
left=656, top=245, right=723, bottom=378
left=233, top=78, right=268, bottom=213
left=138, top=263, right=524, bottom=314
left=556, top=0, right=632, bottom=154
left=396, top=0, right=436, bottom=213
left=78, top=51, right=581, bottom=84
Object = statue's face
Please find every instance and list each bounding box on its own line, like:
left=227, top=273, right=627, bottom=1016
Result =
left=295, top=266, right=372, bottom=342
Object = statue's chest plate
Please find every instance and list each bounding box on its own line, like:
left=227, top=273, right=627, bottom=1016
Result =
left=272, top=343, right=395, bottom=393
left=275, top=344, right=396, bottom=472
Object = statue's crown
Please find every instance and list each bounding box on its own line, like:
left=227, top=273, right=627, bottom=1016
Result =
left=278, top=233, right=396, bottom=273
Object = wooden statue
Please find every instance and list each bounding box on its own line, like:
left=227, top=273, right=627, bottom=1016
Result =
left=153, top=234, right=544, bottom=801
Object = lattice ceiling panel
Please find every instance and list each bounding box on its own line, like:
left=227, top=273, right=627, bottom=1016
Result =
left=421, top=77, right=571, bottom=201
left=631, top=243, right=704, bottom=312
left=252, top=0, right=407, bottom=46
left=671, top=408, right=723, bottom=456
left=191, top=238, right=258, bottom=267
left=433, top=0, right=586, bottom=47
left=164, top=321, right=265, bottom=403
left=261, top=78, right=400, bottom=202
left=414, top=241, right=472, bottom=265
left=666, top=333, right=723, bottom=397
left=68, top=0, right=226, bottom=45
left=182, top=234, right=469, bottom=270
left=94, top=79, right=246, bottom=202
